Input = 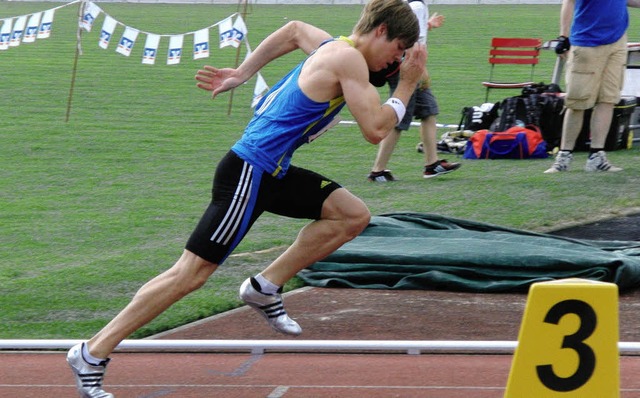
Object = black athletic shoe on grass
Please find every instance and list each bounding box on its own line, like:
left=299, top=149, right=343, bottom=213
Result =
left=367, top=170, right=396, bottom=182
left=423, top=160, right=461, bottom=179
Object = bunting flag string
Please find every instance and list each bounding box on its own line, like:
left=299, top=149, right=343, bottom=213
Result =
left=0, top=1, right=78, bottom=50
left=78, top=1, right=242, bottom=65
left=2, top=0, right=269, bottom=111
left=1, top=1, right=242, bottom=65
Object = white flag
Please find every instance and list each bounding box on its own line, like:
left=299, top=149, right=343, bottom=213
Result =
left=23, top=13, right=41, bottom=43
left=10, top=16, right=27, bottom=47
left=230, top=15, right=247, bottom=48
left=218, top=17, right=233, bottom=48
left=81, top=2, right=101, bottom=32
left=252, top=73, right=269, bottom=108
left=0, top=19, right=12, bottom=51
left=99, top=16, right=117, bottom=49
left=142, top=34, right=160, bottom=65
left=193, top=28, right=209, bottom=60
left=37, top=9, right=55, bottom=39
left=167, top=35, right=183, bottom=65
left=116, top=27, right=138, bottom=57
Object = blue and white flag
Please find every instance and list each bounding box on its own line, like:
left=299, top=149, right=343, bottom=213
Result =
left=193, top=28, right=209, bottom=60
left=218, top=16, right=234, bottom=48
left=10, top=15, right=27, bottom=47
left=116, top=27, right=138, bottom=57
left=37, top=9, right=55, bottom=39
left=167, top=35, right=183, bottom=65
left=230, top=15, right=247, bottom=48
left=142, top=33, right=160, bottom=65
left=81, top=2, right=101, bottom=32
left=99, top=16, right=117, bottom=49
left=252, top=73, right=269, bottom=108
left=0, top=19, right=12, bottom=50
left=23, top=13, right=42, bottom=43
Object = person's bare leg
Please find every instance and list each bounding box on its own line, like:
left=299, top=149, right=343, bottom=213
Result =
left=421, top=115, right=461, bottom=178
left=372, top=128, right=401, bottom=172
left=420, top=116, right=438, bottom=165
left=584, top=102, right=621, bottom=171
left=559, top=108, right=586, bottom=151
left=87, top=250, right=217, bottom=358
left=588, top=102, right=615, bottom=149
left=545, top=107, right=587, bottom=173
left=261, top=188, right=370, bottom=285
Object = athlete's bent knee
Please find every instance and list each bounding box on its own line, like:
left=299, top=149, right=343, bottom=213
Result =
left=343, top=203, right=370, bottom=241
left=323, top=189, right=371, bottom=241
left=172, top=251, right=218, bottom=294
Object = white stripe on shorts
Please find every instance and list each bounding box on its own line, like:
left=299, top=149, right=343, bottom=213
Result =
left=210, top=161, right=253, bottom=245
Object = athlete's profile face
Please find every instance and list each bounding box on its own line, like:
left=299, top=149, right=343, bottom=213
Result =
left=370, top=37, right=407, bottom=71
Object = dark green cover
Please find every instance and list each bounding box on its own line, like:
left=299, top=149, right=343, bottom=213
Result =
left=299, top=213, right=640, bottom=292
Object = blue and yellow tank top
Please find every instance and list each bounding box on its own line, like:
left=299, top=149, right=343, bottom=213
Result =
left=231, top=37, right=351, bottom=178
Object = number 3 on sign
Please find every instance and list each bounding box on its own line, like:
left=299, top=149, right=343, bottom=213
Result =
left=537, top=299, right=596, bottom=392
left=505, top=279, right=619, bottom=398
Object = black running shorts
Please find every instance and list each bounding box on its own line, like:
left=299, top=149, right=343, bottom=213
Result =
left=185, top=150, right=342, bottom=264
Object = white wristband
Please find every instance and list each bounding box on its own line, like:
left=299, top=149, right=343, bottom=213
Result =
left=384, top=97, right=406, bottom=124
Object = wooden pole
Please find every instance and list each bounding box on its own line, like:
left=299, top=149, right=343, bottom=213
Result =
left=226, top=0, right=250, bottom=115
left=65, top=0, right=85, bottom=122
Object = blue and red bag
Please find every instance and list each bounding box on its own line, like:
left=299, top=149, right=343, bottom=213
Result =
left=463, top=126, right=548, bottom=159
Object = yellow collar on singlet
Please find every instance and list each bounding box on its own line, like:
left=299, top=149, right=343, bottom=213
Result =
left=337, top=36, right=355, bottom=47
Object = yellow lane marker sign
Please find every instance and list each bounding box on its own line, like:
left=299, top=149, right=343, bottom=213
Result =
left=505, top=278, right=619, bottom=397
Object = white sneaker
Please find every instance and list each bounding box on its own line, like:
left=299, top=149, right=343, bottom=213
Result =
left=67, top=343, right=113, bottom=398
left=239, top=278, right=302, bottom=336
left=544, top=150, right=573, bottom=173
left=585, top=150, right=623, bottom=172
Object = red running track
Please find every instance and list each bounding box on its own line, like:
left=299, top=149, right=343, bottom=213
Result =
left=2, top=351, right=640, bottom=397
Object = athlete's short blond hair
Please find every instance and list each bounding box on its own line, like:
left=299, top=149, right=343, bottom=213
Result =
left=353, top=0, right=419, bottom=49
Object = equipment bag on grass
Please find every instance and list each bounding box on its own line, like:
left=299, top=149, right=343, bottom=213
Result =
left=489, top=91, right=565, bottom=149
left=463, top=126, right=548, bottom=159
left=459, top=102, right=500, bottom=131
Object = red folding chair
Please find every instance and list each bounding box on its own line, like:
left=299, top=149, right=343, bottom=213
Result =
left=482, top=37, right=542, bottom=102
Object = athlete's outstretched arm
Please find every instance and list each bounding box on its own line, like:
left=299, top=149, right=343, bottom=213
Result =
left=195, top=21, right=331, bottom=98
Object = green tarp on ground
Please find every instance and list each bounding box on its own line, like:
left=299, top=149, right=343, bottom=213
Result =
left=298, top=213, right=640, bottom=293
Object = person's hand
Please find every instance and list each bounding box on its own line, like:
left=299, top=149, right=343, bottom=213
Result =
left=195, top=66, right=244, bottom=99
left=428, top=12, right=445, bottom=30
left=399, top=43, right=428, bottom=85
left=555, top=35, right=571, bottom=56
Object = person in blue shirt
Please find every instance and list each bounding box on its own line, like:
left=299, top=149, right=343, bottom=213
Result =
left=66, top=1, right=427, bottom=396
left=545, top=0, right=640, bottom=173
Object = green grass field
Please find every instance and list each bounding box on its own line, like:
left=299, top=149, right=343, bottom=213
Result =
left=2, top=2, right=640, bottom=339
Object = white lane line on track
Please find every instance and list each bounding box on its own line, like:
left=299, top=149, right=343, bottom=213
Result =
left=267, top=385, right=290, bottom=397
